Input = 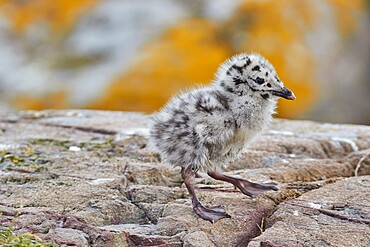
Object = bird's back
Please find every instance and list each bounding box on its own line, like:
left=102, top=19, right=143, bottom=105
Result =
left=149, top=87, right=240, bottom=171
left=150, top=87, right=270, bottom=170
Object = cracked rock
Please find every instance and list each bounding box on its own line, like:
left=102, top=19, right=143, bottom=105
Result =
left=0, top=110, right=369, bottom=246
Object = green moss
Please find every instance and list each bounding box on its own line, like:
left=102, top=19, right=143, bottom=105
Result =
left=0, top=213, right=57, bottom=247
left=30, top=139, right=72, bottom=149
left=30, top=137, right=115, bottom=150
left=0, top=147, right=50, bottom=173
left=0, top=154, right=25, bottom=164
left=79, top=137, right=115, bottom=150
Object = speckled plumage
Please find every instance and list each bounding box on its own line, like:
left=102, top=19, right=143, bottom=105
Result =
left=149, top=53, right=294, bottom=172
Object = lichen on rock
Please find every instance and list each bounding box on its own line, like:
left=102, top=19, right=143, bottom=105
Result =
left=0, top=110, right=369, bottom=246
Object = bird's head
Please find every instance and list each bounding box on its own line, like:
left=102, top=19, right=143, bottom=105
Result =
left=214, top=53, right=296, bottom=101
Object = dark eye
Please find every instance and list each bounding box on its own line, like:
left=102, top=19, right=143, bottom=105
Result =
left=256, top=77, right=265, bottom=85
left=267, top=83, right=271, bottom=87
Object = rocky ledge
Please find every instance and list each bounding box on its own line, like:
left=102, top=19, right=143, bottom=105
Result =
left=0, top=110, right=369, bottom=246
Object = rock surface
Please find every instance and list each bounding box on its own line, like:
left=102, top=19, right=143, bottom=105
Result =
left=0, top=110, right=369, bottom=246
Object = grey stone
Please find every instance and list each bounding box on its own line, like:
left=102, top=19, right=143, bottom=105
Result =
left=46, top=228, right=89, bottom=247
left=183, top=231, right=215, bottom=247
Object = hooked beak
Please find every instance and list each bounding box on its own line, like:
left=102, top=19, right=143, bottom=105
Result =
left=271, top=87, right=296, bottom=100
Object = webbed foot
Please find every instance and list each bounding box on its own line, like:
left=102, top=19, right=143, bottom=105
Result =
left=233, top=180, right=278, bottom=198
left=208, top=170, right=278, bottom=198
left=193, top=202, right=231, bottom=223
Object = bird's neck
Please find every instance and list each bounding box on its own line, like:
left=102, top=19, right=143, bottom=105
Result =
left=226, top=92, right=277, bottom=131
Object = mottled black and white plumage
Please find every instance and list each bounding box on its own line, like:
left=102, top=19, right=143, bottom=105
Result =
left=149, top=53, right=295, bottom=171
left=149, top=53, right=295, bottom=222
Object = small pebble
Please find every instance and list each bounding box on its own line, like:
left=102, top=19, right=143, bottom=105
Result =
left=69, top=146, right=81, bottom=152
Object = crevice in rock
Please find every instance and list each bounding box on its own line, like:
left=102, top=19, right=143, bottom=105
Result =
left=283, top=200, right=370, bottom=226
left=242, top=178, right=341, bottom=245
left=125, top=189, right=153, bottom=225
left=258, top=240, right=284, bottom=247
left=0, top=208, right=114, bottom=246
left=234, top=198, right=278, bottom=247
left=0, top=119, right=18, bottom=124
left=42, top=123, right=117, bottom=135
left=127, top=233, right=183, bottom=247
left=318, top=141, right=333, bottom=159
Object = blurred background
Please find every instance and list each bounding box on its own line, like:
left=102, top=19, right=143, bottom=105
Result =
left=0, top=0, right=369, bottom=124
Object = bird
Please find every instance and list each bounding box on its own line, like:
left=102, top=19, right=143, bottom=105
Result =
left=149, top=53, right=296, bottom=223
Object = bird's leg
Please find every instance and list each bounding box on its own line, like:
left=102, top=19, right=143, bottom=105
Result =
left=181, top=167, right=231, bottom=223
left=207, top=170, right=278, bottom=198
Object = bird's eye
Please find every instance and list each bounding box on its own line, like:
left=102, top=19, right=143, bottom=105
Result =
left=256, top=77, right=265, bottom=85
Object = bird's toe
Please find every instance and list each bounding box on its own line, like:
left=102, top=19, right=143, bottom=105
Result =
left=193, top=203, right=231, bottom=223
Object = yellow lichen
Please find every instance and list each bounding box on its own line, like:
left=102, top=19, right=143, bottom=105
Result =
left=13, top=91, right=68, bottom=110
left=1, top=0, right=365, bottom=118
left=0, top=0, right=97, bottom=32
left=91, top=0, right=365, bottom=118
left=91, top=19, right=230, bottom=112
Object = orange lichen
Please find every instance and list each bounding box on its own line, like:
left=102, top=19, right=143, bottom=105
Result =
left=13, top=91, right=68, bottom=110
left=2, top=0, right=365, bottom=117
left=91, top=0, right=364, bottom=118
left=91, top=19, right=230, bottom=112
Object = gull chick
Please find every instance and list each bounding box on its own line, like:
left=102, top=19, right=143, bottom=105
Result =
left=149, top=53, right=296, bottom=222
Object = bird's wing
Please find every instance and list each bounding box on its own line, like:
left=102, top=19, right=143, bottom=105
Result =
left=192, top=91, right=236, bottom=146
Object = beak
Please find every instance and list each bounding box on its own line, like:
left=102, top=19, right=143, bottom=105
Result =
left=271, top=87, right=296, bottom=100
